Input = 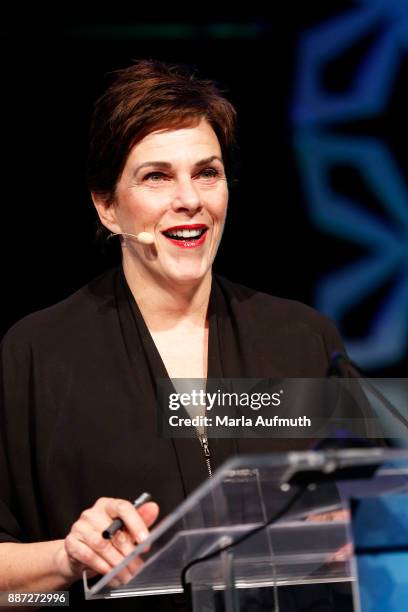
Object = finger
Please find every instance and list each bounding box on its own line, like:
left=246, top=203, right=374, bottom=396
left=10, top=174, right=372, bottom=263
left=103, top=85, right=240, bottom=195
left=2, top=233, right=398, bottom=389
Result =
left=305, top=513, right=329, bottom=522
left=333, top=509, right=350, bottom=521
left=102, top=499, right=154, bottom=544
left=111, top=527, right=151, bottom=554
left=306, top=509, right=349, bottom=522
left=330, top=543, right=353, bottom=562
left=92, top=499, right=159, bottom=540
left=79, top=501, right=153, bottom=547
left=136, top=502, right=160, bottom=529
left=65, top=534, right=112, bottom=577
left=111, top=530, right=145, bottom=576
left=73, top=523, right=134, bottom=584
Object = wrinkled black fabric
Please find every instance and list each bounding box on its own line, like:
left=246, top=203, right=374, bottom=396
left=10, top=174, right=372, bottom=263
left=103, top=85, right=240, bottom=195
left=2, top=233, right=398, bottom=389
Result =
left=0, top=266, right=348, bottom=610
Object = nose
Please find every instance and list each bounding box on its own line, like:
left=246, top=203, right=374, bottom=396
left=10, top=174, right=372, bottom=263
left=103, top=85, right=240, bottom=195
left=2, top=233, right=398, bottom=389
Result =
left=172, top=176, right=202, bottom=214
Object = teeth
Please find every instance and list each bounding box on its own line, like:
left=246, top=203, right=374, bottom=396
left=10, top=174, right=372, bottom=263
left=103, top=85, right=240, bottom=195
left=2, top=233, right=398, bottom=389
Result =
left=165, top=228, right=205, bottom=238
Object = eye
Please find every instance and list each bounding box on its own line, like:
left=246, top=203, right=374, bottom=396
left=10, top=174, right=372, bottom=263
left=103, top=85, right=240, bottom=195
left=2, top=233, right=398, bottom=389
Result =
left=198, top=168, right=220, bottom=179
left=142, top=167, right=221, bottom=183
left=142, top=171, right=168, bottom=182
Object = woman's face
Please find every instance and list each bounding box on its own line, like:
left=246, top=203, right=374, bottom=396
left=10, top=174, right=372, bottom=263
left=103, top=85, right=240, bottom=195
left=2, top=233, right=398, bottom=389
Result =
left=99, top=118, right=228, bottom=286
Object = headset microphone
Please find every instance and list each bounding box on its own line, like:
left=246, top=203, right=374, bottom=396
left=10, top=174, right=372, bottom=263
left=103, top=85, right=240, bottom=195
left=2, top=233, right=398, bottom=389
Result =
left=108, top=232, right=155, bottom=245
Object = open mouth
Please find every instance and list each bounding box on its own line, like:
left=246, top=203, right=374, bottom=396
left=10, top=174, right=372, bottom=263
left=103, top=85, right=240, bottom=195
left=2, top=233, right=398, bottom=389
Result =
left=161, top=225, right=209, bottom=248
left=162, top=227, right=208, bottom=240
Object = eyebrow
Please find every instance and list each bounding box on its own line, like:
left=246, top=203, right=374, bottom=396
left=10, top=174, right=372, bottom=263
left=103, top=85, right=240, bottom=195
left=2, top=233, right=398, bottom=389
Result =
left=133, top=155, right=224, bottom=176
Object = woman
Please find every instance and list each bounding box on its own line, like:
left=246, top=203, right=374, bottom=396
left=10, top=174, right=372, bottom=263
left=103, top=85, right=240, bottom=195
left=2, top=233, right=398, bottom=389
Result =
left=0, top=60, right=350, bottom=610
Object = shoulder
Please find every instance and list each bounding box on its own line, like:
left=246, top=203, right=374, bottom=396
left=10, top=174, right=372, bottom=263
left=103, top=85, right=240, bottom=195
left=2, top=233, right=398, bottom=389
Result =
left=1, top=267, right=119, bottom=358
left=214, top=274, right=340, bottom=341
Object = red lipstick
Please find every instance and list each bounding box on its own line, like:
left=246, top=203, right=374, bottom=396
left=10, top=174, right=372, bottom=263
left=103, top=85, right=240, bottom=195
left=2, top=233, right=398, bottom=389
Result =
left=161, top=224, right=209, bottom=249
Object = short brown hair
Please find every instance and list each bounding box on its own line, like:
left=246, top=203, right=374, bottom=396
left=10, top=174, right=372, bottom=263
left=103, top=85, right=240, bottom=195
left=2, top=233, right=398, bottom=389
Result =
left=87, top=59, right=238, bottom=238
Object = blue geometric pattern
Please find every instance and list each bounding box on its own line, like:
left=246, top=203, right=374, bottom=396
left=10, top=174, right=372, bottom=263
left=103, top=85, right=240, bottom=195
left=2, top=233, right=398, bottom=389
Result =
left=293, top=0, right=408, bottom=124
left=293, top=0, right=408, bottom=369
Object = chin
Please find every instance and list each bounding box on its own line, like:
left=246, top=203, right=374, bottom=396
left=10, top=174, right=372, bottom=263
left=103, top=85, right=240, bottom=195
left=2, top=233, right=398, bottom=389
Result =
left=164, top=262, right=210, bottom=285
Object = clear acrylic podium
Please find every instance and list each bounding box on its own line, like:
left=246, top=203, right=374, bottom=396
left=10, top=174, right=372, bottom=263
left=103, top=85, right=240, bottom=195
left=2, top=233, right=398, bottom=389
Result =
left=83, top=449, right=408, bottom=610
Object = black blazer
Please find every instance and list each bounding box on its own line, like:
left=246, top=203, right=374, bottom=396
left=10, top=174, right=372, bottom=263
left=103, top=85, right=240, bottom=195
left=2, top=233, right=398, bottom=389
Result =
left=0, top=266, right=350, bottom=610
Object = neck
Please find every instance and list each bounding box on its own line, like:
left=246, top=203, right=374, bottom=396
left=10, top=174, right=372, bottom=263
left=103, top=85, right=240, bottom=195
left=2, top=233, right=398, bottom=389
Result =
left=122, top=256, right=212, bottom=332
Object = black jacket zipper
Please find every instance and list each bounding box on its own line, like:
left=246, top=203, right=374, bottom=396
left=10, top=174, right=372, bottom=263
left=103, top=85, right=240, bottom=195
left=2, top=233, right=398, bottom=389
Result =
left=198, top=433, right=212, bottom=477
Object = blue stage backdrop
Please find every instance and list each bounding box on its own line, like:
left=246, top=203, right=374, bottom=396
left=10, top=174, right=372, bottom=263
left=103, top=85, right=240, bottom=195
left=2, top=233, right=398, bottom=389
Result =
left=293, top=0, right=408, bottom=372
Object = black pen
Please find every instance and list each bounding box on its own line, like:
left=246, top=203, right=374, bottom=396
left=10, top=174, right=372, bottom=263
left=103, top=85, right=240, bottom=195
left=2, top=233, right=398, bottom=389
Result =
left=102, top=492, right=152, bottom=539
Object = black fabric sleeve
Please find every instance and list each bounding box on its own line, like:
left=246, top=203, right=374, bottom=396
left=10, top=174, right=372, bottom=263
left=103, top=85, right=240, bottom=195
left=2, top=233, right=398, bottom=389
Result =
left=0, top=327, right=27, bottom=543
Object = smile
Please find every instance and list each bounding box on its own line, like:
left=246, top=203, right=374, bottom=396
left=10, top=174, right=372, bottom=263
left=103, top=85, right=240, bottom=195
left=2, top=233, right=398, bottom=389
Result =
left=161, top=224, right=209, bottom=249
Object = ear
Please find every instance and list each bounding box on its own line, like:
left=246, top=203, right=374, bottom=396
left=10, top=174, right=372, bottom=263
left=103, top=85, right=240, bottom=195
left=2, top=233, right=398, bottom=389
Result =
left=91, top=192, right=122, bottom=235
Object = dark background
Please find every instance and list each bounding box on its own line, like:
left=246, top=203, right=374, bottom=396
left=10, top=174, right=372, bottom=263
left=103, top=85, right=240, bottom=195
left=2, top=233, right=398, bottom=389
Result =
left=3, top=3, right=407, bottom=376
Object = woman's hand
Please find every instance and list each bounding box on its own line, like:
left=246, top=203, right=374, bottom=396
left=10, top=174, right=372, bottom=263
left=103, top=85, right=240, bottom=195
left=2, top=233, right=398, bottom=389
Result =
left=54, top=497, right=159, bottom=587
left=305, top=509, right=353, bottom=562
left=305, top=509, right=349, bottom=523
